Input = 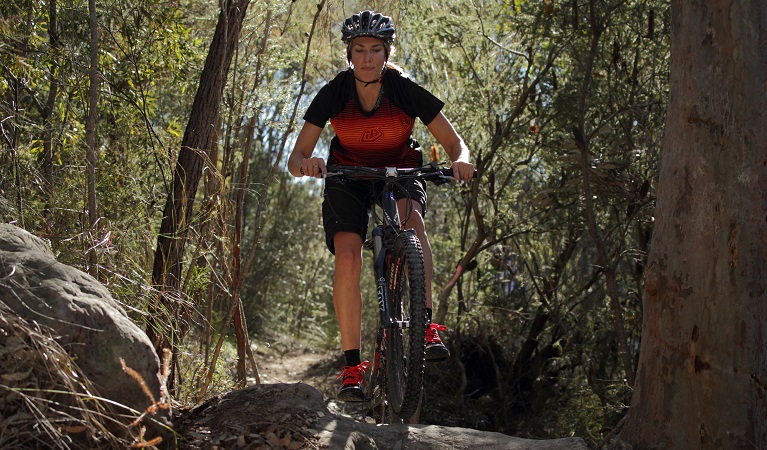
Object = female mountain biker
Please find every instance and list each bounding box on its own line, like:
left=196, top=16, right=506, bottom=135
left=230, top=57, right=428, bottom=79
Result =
left=287, top=10, right=475, bottom=402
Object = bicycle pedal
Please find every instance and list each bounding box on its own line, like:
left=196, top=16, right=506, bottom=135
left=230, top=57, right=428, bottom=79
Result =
left=363, top=238, right=374, bottom=250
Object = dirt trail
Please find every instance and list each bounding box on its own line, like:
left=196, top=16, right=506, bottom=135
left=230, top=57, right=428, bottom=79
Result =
left=176, top=380, right=592, bottom=450
left=175, top=344, right=593, bottom=449
left=255, top=346, right=375, bottom=422
left=257, top=347, right=334, bottom=385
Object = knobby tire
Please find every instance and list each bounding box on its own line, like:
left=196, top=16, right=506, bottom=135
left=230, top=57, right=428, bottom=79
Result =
left=385, top=232, right=426, bottom=422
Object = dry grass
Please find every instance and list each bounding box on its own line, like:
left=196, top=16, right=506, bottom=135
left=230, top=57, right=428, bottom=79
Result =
left=0, top=301, right=172, bottom=449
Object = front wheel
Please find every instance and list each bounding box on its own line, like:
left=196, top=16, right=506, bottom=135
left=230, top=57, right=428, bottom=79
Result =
left=385, top=232, right=427, bottom=422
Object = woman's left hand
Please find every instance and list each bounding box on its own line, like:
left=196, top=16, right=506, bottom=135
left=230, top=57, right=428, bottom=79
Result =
left=451, top=161, right=475, bottom=181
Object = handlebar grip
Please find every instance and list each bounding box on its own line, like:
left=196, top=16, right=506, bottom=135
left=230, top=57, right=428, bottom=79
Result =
left=439, top=168, right=479, bottom=179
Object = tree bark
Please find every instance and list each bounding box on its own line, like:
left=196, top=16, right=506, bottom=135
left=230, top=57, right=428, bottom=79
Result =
left=40, top=0, right=60, bottom=216
left=620, top=0, right=767, bottom=448
left=85, top=0, right=99, bottom=275
left=147, top=0, right=250, bottom=370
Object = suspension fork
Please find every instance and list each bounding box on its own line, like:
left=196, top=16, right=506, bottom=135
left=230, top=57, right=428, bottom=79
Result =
left=372, top=226, right=390, bottom=326
left=375, top=189, right=401, bottom=326
left=370, top=225, right=388, bottom=386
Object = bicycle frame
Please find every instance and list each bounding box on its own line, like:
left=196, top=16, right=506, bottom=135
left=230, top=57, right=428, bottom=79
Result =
left=366, top=170, right=423, bottom=424
left=325, top=164, right=474, bottom=423
left=372, top=176, right=415, bottom=331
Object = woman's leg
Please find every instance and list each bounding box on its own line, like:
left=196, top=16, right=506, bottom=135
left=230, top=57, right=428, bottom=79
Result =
left=396, top=198, right=433, bottom=308
left=332, top=231, right=371, bottom=401
left=332, top=231, right=364, bottom=352
left=397, top=198, right=450, bottom=361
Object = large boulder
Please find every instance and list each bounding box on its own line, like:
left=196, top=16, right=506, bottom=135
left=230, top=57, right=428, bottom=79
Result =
left=0, top=223, right=168, bottom=428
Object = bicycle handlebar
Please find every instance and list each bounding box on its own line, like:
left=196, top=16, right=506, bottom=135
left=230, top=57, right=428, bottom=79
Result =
left=325, top=163, right=477, bottom=184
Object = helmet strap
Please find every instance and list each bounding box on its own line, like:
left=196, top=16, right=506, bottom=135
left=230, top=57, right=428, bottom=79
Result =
left=352, top=72, right=382, bottom=87
left=351, top=66, right=387, bottom=87
left=349, top=65, right=387, bottom=87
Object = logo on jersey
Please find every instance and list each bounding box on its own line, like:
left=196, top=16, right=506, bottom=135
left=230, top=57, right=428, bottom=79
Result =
left=360, top=127, right=384, bottom=143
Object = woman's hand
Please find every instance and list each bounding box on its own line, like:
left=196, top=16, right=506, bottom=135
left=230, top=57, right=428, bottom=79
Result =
left=425, top=113, right=474, bottom=181
left=288, top=122, right=324, bottom=177
left=298, top=157, right=327, bottom=178
left=451, top=160, right=475, bottom=181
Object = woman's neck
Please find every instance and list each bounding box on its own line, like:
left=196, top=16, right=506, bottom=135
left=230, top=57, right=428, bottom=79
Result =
left=355, top=80, right=382, bottom=112
left=353, top=72, right=382, bottom=87
left=352, top=67, right=384, bottom=112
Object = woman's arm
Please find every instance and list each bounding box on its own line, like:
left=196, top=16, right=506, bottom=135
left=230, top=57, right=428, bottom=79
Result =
left=426, top=112, right=475, bottom=180
left=287, top=122, right=327, bottom=178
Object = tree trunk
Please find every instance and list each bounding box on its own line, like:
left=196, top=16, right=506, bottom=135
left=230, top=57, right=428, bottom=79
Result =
left=40, top=0, right=60, bottom=216
left=620, top=1, right=767, bottom=448
left=85, top=0, right=99, bottom=275
left=147, top=0, right=250, bottom=369
left=229, top=7, right=271, bottom=383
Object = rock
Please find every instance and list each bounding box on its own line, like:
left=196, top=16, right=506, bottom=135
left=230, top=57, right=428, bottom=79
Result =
left=0, top=223, right=169, bottom=428
left=178, top=382, right=593, bottom=450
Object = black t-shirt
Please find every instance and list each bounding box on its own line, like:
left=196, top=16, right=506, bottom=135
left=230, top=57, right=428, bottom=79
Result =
left=303, top=68, right=444, bottom=168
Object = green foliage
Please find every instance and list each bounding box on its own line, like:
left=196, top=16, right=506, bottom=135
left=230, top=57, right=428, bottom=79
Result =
left=176, top=330, right=239, bottom=405
left=388, top=0, right=666, bottom=444
left=0, top=0, right=670, bottom=445
left=241, top=176, right=338, bottom=348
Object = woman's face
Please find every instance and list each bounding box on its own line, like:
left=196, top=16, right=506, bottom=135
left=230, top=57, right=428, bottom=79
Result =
left=349, top=36, right=387, bottom=82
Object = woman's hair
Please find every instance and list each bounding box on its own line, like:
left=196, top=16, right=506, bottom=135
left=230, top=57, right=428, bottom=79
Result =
left=385, top=59, right=404, bottom=74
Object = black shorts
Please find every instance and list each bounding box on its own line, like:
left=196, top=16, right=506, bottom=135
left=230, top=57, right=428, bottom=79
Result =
left=321, top=177, right=428, bottom=254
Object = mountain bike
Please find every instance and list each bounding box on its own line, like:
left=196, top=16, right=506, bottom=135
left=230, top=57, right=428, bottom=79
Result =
left=325, top=163, right=474, bottom=424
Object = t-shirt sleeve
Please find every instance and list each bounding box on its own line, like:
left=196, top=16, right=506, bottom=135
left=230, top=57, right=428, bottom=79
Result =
left=303, top=71, right=353, bottom=128
left=385, top=72, right=444, bottom=125
left=302, top=84, right=333, bottom=128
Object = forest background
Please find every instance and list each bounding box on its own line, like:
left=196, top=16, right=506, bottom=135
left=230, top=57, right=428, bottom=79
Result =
left=0, top=0, right=669, bottom=446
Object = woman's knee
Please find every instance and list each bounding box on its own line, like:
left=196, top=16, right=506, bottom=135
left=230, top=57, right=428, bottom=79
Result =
left=398, top=200, right=426, bottom=231
left=333, top=232, right=363, bottom=269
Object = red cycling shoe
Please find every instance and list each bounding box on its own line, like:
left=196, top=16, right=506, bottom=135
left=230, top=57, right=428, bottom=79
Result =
left=337, top=361, right=370, bottom=402
left=425, top=323, right=450, bottom=362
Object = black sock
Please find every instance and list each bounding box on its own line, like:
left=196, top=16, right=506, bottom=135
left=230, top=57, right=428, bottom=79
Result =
left=344, top=349, right=361, bottom=367
left=426, top=308, right=433, bottom=324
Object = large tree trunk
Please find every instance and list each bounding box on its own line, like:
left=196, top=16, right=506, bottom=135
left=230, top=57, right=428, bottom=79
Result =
left=147, top=0, right=250, bottom=371
left=620, top=1, right=767, bottom=448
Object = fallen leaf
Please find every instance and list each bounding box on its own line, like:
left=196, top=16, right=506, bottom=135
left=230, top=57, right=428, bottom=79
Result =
left=279, top=430, right=292, bottom=447
left=1, top=370, right=32, bottom=383
left=264, top=431, right=280, bottom=448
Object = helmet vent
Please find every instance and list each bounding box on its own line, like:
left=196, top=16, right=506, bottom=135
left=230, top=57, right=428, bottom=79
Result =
left=341, top=10, right=396, bottom=44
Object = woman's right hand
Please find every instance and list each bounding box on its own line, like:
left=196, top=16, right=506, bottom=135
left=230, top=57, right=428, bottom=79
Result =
left=298, top=157, right=327, bottom=178
left=288, top=122, right=325, bottom=177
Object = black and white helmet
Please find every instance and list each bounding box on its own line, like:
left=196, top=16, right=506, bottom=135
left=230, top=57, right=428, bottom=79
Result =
left=341, top=10, right=396, bottom=44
